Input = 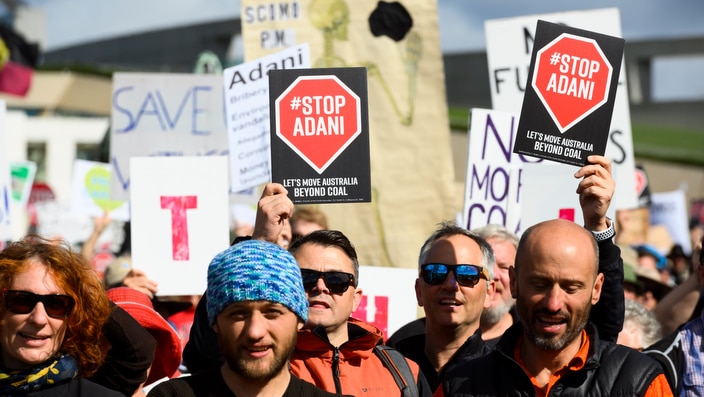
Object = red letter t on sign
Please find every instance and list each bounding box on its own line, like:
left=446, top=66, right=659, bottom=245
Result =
left=160, top=196, right=198, bottom=261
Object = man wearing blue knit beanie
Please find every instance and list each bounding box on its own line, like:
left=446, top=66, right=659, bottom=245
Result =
left=148, top=240, right=345, bottom=397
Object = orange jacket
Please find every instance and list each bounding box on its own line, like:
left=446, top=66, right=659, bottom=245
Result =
left=291, top=317, right=424, bottom=396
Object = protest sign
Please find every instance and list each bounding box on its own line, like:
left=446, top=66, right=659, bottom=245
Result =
left=35, top=201, right=93, bottom=244
left=269, top=67, right=371, bottom=204
left=71, top=159, right=129, bottom=221
left=10, top=161, right=36, bottom=206
left=110, top=73, right=228, bottom=201
left=485, top=7, right=638, bottom=210
left=354, top=265, right=418, bottom=341
left=241, top=0, right=456, bottom=268
left=650, top=190, right=691, bottom=254
left=0, top=102, right=10, bottom=240
left=463, top=108, right=535, bottom=232
left=224, top=44, right=311, bottom=191
left=514, top=20, right=625, bottom=166
left=129, top=156, right=230, bottom=296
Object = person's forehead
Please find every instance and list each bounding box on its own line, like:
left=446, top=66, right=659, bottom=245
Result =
left=294, top=243, right=354, bottom=272
left=425, top=234, right=482, bottom=263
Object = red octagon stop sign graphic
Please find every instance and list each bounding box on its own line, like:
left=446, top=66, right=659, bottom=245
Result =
left=275, top=75, right=361, bottom=174
left=532, top=33, right=613, bottom=133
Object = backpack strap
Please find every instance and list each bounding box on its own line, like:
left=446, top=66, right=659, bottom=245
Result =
left=373, top=344, right=418, bottom=397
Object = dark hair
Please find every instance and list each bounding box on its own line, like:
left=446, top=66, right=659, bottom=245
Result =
left=288, top=230, right=359, bottom=285
left=0, top=235, right=111, bottom=377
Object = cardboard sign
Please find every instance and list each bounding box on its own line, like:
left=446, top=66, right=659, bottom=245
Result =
left=269, top=67, right=371, bottom=204
left=129, top=156, right=230, bottom=296
left=514, top=20, right=625, bottom=167
left=224, top=44, right=311, bottom=191
left=71, top=159, right=130, bottom=221
left=110, top=73, right=229, bottom=201
left=485, top=8, right=638, bottom=210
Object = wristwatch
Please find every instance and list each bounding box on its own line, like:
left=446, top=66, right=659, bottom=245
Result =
left=590, top=217, right=615, bottom=241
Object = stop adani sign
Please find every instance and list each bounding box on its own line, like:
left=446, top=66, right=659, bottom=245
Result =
left=514, top=20, right=624, bottom=167
left=276, top=75, right=361, bottom=173
left=269, top=67, right=371, bottom=204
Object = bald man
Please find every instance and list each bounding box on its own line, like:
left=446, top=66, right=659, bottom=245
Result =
left=438, top=219, right=672, bottom=397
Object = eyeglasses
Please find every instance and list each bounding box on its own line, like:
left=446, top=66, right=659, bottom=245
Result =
left=300, top=269, right=356, bottom=294
left=2, top=289, right=75, bottom=319
left=420, top=264, right=490, bottom=287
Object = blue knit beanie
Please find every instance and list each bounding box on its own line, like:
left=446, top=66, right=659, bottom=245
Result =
left=206, top=240, right=308, bottom=325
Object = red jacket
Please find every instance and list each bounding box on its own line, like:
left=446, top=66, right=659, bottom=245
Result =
left=291, top=317, right=424, bottom=396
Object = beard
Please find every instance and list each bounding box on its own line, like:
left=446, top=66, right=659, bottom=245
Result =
left=222, top=330, right=298, bottom=382
left=519, top=300, right=591, bottom=351
left=481, top=296, right=515, bottom=326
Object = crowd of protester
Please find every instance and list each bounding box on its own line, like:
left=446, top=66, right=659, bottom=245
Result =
left=2, top=154, right=702, bottom=396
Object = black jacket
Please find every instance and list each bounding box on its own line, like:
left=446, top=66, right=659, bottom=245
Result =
left=385, top=237, right=625, bottom=391
left=440, top=323, right=664, bottom=396
left=147, top=367, right=346, bottom=397
left=387, top=323, right=492, bottom=391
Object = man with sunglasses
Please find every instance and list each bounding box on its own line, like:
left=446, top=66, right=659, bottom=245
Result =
left=438, top=219, right=671, bottom=396
left=288, top=229, right=432, bottom=396
left=387, top=155, right=626, bottom=391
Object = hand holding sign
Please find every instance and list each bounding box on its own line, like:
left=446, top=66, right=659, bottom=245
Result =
left=252, top=183, right=294, bottom=246
left=575, top=155, right=614, bottom=231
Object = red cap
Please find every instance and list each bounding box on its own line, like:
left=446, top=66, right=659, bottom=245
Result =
left=107, top=287, right=182, bottom=385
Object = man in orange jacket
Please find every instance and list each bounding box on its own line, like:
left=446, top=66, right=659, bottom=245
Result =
left=288, top=229, right=432, bottom=396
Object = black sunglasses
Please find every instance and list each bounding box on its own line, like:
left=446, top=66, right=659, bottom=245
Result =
left=2, top=289, right=75, bottom=319
left=420, top=263, right=490, bottom=287
left=300, top=269, right=356, bottom=294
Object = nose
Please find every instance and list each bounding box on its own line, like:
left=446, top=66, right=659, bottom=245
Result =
left=441, top=270, right=459, bottom=290
left=543, top=285, right=564, bottom=312
left=315, top=276, right=329, bottom=293
left=244, top=312, right=267, bottom=340
left=28, top=302, right=50, bottom=325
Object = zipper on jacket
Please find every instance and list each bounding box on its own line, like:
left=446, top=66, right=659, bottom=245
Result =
left=332, top=347, right=342, bottom=394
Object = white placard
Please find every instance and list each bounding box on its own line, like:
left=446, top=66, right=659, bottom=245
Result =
left=110, top=73, right=229, bottom=200
left=224, top=44, right=310, bottom=191
left=355, top=265, right=419, bottom=341
left=130, top=156, right=231, bottom=296
left=35, top=201, right=93, bottom=244
left=650, top=190, right=691, bottom=254
left=485, top=8, right=637, bottom=211
left=71, top=159, right=130, bottom=221
left=463, top=108, right=536, bottom=233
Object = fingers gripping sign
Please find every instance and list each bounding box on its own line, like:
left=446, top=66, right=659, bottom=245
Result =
left=252, top=183, right=294, bottom=244
left=575, top=155, right=614, bottom=231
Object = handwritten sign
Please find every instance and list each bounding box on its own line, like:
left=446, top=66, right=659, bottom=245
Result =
left=224, top=44, right=310, bottom=191
left=129, top=156, right=230, bottom=296
left=110, top=73, right=229, bottom=200
left=463, top=108, right=540, bottom=233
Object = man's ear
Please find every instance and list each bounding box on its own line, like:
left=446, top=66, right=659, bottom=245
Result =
left=351, top=287, right=364, bottom=312
left=414, top=278, right=424, bottom=307
left=483, top=280, right=496, bottom=309
left=592, top=272, right=604, bottom=305
left=297, top=320, right=304, bottom=331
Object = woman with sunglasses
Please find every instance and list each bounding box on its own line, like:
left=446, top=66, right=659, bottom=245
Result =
left=0, top=235, right=125, bottom=396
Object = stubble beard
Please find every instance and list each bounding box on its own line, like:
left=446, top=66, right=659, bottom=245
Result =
left=225, top=332, right=297, bottom=382
left=523, top=303, right=591, bottom=351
